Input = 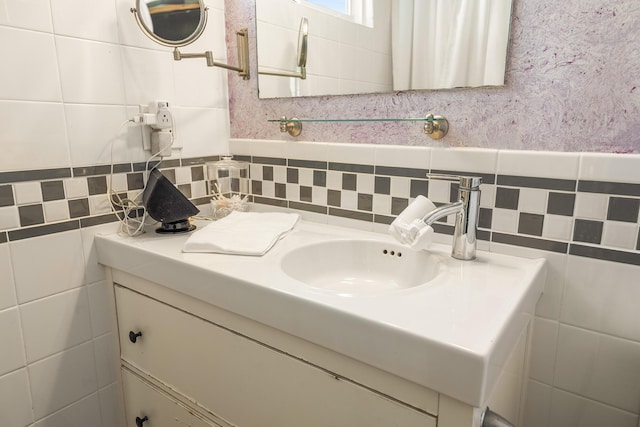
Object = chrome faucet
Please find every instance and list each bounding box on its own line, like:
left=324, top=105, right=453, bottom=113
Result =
left=423, top=175, right=482, bottom=260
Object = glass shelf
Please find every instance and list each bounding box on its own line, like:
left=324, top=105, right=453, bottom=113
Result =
left=267, top=117, right=438, bottom=123
left=271, top=114, right=449, bottom=139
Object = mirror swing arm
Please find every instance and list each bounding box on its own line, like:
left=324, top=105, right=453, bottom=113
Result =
left=258, top=17, right=308, bottom=80
left=172, top=29, right=250, bottom=80
left=130, top=2, right=250, bottom=80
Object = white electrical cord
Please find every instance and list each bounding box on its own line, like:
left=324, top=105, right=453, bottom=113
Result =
left=107, top=119, right=172, bottom=237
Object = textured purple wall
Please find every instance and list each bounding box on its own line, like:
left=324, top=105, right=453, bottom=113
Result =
left=227, top=0, right=639, bottom=153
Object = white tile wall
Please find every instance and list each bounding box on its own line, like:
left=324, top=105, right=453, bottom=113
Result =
left=0, top=369, right=34, bottom=427
left=33, top=392, right=103, bottom=427
left=0, top=308, right=26, bottom=375
left=10, top=230, right=86, bottom=303
left=0, top=244, right=17, bottom=310
left=28, top=341, right=99, bottom=419
left=554, top=325, right=640, bottom=413
left=548, top=388, right=638, bottom=427
left=20, top=287, right=93, bottom=363
left=562, top=256, right=640, bottom=342
left=0, top=0, right=231, bottom=425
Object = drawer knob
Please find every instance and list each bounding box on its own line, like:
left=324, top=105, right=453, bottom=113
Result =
left=129, top=331, right=143, bottom=343
left=135, top=416, right=148, bottom=427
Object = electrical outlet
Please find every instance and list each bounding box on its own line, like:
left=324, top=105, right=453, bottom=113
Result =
left=137, top=101, right=173, bottom=152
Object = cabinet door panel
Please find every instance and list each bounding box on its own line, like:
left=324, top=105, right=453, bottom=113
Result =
left=122, top=368, right=219, bottom=427
left=116, top=286, right=435, bottom=427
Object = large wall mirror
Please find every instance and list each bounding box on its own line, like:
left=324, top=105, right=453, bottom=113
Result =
left=256, top=0, right=513, bottom=99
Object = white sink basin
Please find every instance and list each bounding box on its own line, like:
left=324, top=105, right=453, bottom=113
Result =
left=280, top=239, right=444, bottom=295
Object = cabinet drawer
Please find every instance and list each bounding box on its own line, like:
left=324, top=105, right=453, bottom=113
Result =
left=122, top=368, right=219, bottom=427
left=116, top=286, right=436, bottom=427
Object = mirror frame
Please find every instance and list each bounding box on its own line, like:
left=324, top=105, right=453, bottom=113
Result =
left=132, top=0, right=208, bottom=48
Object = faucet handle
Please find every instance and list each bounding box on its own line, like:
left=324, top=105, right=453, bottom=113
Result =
left=427, top=173, right=482, bottom=190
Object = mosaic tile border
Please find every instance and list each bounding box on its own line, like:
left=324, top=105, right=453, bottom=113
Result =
left=0, top=156, right=219, bottom=241
left=1, top=153, right=639, bottom=267
left=239, top=154, right=640, bottom=266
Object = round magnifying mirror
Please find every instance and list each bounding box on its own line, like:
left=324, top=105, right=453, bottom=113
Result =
left=132, top=0, right=208, bottom=47
left=297, top=17, right=308, bottom=68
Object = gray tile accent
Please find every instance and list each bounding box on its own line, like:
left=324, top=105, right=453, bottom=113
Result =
left=431, top=223, right=454, bottom=236
left=181, top=156, right=219, bottom=166
left=637, top=229, right=640, bottom=251
left=313, top=170, right=326, bottom=187
left=391, top=197, right=409, bottom=215
left=178, top=184, right=192, bottom=198
left=329, top=162, right=375, bottom=174
left=289, top=159, right=327, bottom=169
left=74, top=165, right=112, bottom=177
left=111, top=163, right=133, bottom=174
left=547, top=192, right=576, bottom=216
left=133, top=160, right=160, bottom=172
left=0, top=168, right=71, bottom=184
left=569, top=244, right=640, bottom=266
left=328, top=207, right=373, bottom=222
left=289, top=201, right=327, bottom=214
left=358, top=193, right=373, bottom=211
left=374, top=176, right=391, bottom=195
left=127, top=176, right=144, bottom=190
left=573, top=219, right=603, bottom=244
left=158, top=159, right=181, bottom=168
left=410, top=180, right=429, bottom=198
left=251, top=180, right=263, bottom=195
left=0, top=185, right=14, bottom=207
left=375, top=166, right=428, bottom=178
left=69, top=199, right=90, bottom=218
left=518, top=213, right=544, bottom=236
left=477, top=229, right=491, bottom=242
left=253, top=156, right=287, bottom=166
left=431, top=170, right=496, bottom=185
left=18, top=204, right=45, bottom=227
left=87, top=176, right=108, bottom=195
left=607, top=197, right=640, bottom=223
left=162, top=169, right=176, bottom=184
left=0, top=232, right=7, bottom=243
left=287, top=168, right=299, bottom=184
left=300, top=186, right=312, bottom=203
left=8, top=220, right=79, bottom=241
left=262, top=166, right=274, bottom=181
left=495, top=187, right=520, bottom=210
left=578, top=180, right=640, bottom=197
left=498, top=175, right=576, bottom=191
left=327, top=189, right=341, bottom=207
left=374, top=214, right=394, bottom=225
left=275, top=183, right=286, bottom=199
left=253, top=196, right=288, bottom=208
left=232, top=155, right=251, bottom=163
left=449, top=183, right=459, bottom=203
left=342, top=173, right=357, bottom=191
left=80, top=213, right=117, bottom=228
left=492, top=232, right=568, bottom=253
left=191, top=166, right=205, bottom=181
left=41, top=181, right=65, bottom=202
left=478, top=208, right=493, bottom=229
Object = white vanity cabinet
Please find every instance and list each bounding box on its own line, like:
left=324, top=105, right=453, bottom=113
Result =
left=98, top=222, right=543, bottom=427
left=114, top=273, right=439, bottom=427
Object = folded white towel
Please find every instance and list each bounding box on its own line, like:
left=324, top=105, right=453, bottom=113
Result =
left=183, top=211, right=300, bottom=256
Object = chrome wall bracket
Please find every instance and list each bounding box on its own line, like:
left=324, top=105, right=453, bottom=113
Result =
left=279, top=116, right=303, bottom=137
left=173, top=28, right=251, bottom=80
left=424, top=113, right=449, bottom=139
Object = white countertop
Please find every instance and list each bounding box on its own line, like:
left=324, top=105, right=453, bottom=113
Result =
left=96, top=219, right=545, bottom=407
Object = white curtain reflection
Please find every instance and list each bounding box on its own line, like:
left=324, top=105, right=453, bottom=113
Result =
left=391, top=0, right=512, bottom=90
